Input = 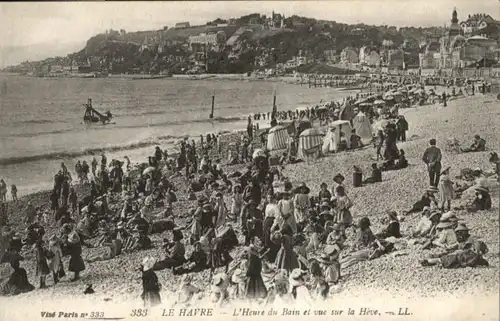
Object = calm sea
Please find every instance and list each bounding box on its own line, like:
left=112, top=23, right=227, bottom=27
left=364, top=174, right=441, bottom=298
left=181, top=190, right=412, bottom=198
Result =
left=0, top=74, right=354, bottom=195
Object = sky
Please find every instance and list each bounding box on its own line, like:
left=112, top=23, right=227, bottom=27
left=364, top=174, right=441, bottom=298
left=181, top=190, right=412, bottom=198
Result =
left=0, top=0, right=498, bottom=67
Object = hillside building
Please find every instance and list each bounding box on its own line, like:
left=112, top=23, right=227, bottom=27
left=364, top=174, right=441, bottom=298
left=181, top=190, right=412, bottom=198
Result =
left=340, top=47, right=359, bottom=64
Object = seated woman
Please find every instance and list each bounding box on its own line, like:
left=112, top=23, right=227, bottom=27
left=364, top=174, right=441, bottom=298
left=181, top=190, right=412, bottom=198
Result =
left=382, top=149, right=408, bottom=171
left=127, top=214, right=150, bottom=235
left=86, top=238, right=123, bottom=263
left=376, top=211, right=402, bottom=239
left=153, top=229, right=186, bottom=271
left=318, top=183, right=332, bottom=201
left=467, top=185, right=492, bottom=212
left=339, top=217, right=394, bottom=270
left=420, top=224, right=489, bottom=268
left=412, top=207, right=434, bottom=238
left=406, top=187, right=439, bottom=214
left=461, top=135, right=486, bottom=153
left=325, top=223, right=347, bottom=246
left=173, top=241, right=208, bottom=275
left=363, top=163, right=382, bottom=184
left=1, top=256, right=35, bottom=296
left=349, top=129, right=363, bottom=150
left=421, top=215, right=459, bottom=251
left=124, top=228, right=152, bottom=253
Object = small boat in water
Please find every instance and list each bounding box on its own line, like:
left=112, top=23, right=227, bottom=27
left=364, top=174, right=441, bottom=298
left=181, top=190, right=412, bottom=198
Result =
left=83, top=98, right=113, bottom=124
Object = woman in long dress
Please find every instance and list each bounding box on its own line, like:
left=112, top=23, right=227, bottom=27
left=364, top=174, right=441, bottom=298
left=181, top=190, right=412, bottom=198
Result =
left=47, top=235, right=64, bottom=284
left=273, top=224, right=299, bottom=273
left=141, top=257, right=161, bottom=307
left=67, top=232, right=85, bottom=281
left=333, top=186, right=353, bottom=230
left=438, top=167, right=454, bottom=211
left=273, top=191, right=296, bottom=234
left=293, top=183, right=311, bottom=232
left=33, top=240, right=50, bottom=288
left=244, top=246, right=267, bottom=300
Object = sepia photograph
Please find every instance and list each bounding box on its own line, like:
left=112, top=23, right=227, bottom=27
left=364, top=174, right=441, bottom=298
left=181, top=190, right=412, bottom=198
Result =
left=0, top=1, right=499, bottom=320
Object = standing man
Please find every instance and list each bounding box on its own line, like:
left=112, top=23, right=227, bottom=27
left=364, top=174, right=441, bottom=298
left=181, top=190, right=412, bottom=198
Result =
left=422, top=139, right=442, bottom=187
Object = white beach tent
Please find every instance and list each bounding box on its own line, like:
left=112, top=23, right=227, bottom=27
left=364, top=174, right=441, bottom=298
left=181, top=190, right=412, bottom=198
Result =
left=266, top=125, right=289, bottom=151
left=322, top=120, right=353, bottom=154
left=352, top=112, right=373, bottom=145
left=298, top=128, right=325, bottom=160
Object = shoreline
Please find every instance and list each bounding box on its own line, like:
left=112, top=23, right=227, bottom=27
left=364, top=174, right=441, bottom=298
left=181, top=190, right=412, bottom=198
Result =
left=1, top=91, right=498, bottom=311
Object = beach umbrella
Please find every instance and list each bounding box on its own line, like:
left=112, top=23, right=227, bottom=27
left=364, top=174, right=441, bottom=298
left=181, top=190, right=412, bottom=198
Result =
left=142, top=167, right=156, bottom=176
left=384, top=96, right=395, bottom=101
left=316, top=105, right=328, bottom=111
left=373, top=100, right=385, bottom=105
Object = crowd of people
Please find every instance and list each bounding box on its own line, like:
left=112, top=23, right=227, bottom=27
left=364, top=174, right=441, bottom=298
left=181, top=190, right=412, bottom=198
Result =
left=0, top=77, right=498, bottom=308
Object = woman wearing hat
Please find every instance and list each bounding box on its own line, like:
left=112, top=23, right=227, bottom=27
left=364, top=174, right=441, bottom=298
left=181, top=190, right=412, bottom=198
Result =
left=141, top=256, right=161, bottom=307
left=422, top=216, right=458, bottom=251
left=320, top=244, right=342, bottom=284
left=318, top=202, right=334, bottom=228
left=230, top=268, right=247, bottom=300
left=33, top=239, right=50, bottom=288
left=438, top=167, right=455, bottom=211
left=467, top=182, right=492, bottom=212
left=318, top=183, right=332, bottom=202
left=332, top=186, right=353, bottom=230
left=200, top=202, right=217, bottom=236
left=273, top=190, right=297, bottom=234
left=340, top=217, right=392, bottom=269
left=289, top=268, right=313, bottom=305
left=48, top=235, right=64, bottom=284
left=154, top=229, right=185, bottom=271
left=326, top=223, right=346, bottom=246
left=406, top=187, right=439, bottom=214
left=174, top=274, right=201, bottom=307
left=273, top=224, right=300, bottom=273
left=1, top=254, right=34, bottom=296
left=293, top=183, right=311, bottom=232
left=331, top=174, right=346, bottom=198
left=376, top=211, right=402, bottom=239
left=265, top=269, right=291, bottom=306
left=211, top=272, right=230, bottom=307
left=263, top=194, right=280, bottom=262
left=67, top=231, right=85, bottom=281
left=420, top=224, right=489, bottom=269
left=243, top=245, right=267, bottom=300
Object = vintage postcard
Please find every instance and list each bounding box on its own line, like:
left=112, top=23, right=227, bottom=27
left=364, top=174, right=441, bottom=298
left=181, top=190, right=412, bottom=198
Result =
left=0, top=1, right=499, bottom=321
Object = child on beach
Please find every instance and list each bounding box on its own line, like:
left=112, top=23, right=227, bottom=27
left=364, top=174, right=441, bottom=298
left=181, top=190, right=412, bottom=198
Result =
left=11, top=185, right=17, bottom=203
left=438, top=167, right=455, bottom=211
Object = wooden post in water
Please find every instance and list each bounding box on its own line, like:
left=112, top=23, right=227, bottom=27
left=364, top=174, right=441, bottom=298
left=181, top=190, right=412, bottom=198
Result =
left=209, top=91, right=215, bottom=119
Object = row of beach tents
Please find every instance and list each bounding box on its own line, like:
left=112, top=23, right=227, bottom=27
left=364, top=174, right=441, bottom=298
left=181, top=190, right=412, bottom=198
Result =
left=266, top=112, right=373, bottom=160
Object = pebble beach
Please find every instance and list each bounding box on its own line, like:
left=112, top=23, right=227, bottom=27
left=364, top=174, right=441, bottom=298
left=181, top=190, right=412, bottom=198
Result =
left=0, top=93, right=498, bottom=319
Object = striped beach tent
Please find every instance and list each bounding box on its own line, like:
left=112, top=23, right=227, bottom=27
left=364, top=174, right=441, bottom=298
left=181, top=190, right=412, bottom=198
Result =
left=298, top=128, right=325, bottom=160
left=267, top=125, right=289, bottom=151
left=352, top=112, right=373, bottom=145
